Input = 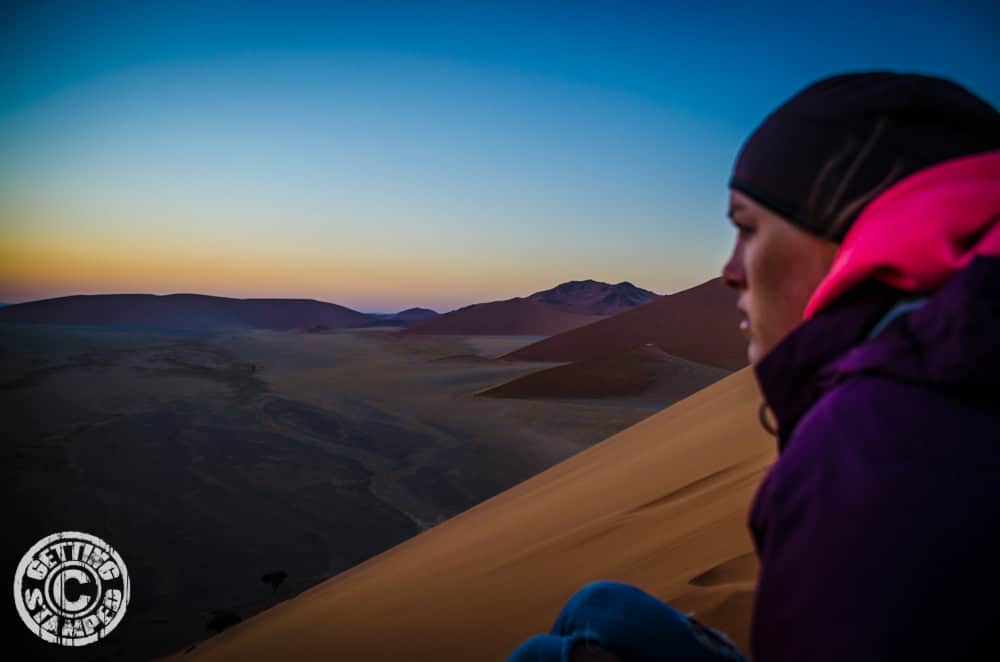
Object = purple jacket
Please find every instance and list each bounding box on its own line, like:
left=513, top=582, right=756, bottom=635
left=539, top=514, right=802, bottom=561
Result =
left=748, top=252, right=1000, bottom=661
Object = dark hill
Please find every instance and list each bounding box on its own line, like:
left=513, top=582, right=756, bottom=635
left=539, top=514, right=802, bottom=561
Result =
left=0, top=293, right=372, bottom=330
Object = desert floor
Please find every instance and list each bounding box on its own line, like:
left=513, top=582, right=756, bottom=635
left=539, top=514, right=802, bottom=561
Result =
left=162, top=367, right=771, bottom=662
left=5, top=324, right=710, bottom=661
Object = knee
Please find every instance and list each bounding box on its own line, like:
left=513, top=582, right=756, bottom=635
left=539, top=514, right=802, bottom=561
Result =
left=554, top=580, right=657, bottom=635
left=561, top=581, right=637, bottom=615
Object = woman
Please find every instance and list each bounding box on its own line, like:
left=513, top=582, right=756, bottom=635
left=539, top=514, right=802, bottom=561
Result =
left=509, top=72, right=1000, bottom=661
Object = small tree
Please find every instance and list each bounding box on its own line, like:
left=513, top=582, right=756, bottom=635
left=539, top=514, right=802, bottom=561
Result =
left=261, top=569, right=288, bottom=593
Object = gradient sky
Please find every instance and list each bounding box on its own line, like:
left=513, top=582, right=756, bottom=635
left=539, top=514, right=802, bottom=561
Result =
left=2, top=1, right=997, bottom=312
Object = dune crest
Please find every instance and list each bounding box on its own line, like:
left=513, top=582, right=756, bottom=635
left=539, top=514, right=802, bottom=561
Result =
left=164, top=368, right=774, bottom=661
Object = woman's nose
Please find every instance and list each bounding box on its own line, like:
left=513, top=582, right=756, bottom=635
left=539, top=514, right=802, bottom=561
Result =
left=721, top=251, right=745, bottom=289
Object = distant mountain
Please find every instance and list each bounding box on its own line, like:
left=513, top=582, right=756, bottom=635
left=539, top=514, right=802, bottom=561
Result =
left=526, top=279, right=659, bottom=315
left=0, top=293, right=372, bottom=331
left=502, top=278, right=747, bottom=370
left=390, top=307, right=439, bottom=322
left=405, top=279, right=658, bottom=336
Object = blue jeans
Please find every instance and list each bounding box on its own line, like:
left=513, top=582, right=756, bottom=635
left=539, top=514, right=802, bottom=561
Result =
left=507, top=581, right=748, bottom=662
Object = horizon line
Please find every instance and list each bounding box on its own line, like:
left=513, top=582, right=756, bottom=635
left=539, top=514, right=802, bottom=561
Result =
left=0, top=275, right=721, bottom=311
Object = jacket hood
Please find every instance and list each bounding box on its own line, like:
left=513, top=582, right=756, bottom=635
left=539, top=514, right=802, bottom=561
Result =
left=804, top=149, right=1000, bottom=319
left=755, top=150, right=1000, bottom=451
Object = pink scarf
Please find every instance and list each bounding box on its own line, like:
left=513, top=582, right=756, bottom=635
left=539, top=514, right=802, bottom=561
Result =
left=804, top=150, right=1000, bottom=320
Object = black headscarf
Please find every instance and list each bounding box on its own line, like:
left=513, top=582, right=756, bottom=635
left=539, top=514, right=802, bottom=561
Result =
left=729, top=72, right=1000, bottom=241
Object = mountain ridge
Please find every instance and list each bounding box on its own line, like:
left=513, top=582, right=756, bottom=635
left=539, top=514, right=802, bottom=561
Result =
left=406, top=279, right=659, bottom=336
left=0, top=293, right=372, bottom=330
left=525, top=279, right=659, bottom=315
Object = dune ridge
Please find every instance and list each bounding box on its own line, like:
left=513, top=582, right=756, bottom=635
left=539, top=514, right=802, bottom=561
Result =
left=404, top=298, right=608, bottom=336
left=165, top=368, right=773, bottom=661
left=504, top=278, right=746, bottom=370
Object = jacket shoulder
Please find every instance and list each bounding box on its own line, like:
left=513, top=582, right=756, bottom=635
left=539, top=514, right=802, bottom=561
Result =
left=803, top=369, right=995, bottom=447
left=749, top=373, right=1000, bottom=661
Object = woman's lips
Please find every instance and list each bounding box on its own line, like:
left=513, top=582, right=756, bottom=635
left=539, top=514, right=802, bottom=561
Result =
left=739, top=318, right=750, bottom=335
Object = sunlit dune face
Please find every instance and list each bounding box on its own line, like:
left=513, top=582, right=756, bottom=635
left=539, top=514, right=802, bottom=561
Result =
left=721, top=190, right=839, bottom=365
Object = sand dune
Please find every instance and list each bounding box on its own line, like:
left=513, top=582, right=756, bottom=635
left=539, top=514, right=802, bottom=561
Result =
left=504, top=278, right=746, bottom=370
left=0, top=293, right=372, bottom=330
left=405, top=298, right=608, bottom=336
left=479, top=345, right=730, bottom=402
left=165, top=368, right=774, bottom=661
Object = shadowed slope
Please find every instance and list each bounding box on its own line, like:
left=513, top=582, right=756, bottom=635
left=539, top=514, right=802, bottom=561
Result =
left=164, top=368, right=773, bottom=661
left=479, top=345, right=730, bottom=402
left=504, top=279, right=746, bottom=370
left=404, top=298, right=607, bottom=336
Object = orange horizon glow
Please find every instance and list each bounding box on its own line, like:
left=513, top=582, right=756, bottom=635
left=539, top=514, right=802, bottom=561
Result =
left=1, top=223, right=713, bottom=313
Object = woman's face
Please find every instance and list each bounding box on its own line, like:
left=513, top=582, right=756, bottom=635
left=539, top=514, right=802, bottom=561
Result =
left=721, top=190, right=839, bottom=365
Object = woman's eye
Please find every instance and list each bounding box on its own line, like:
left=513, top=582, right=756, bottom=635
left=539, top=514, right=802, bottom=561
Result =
left=736, top=223, right=755, bottom=237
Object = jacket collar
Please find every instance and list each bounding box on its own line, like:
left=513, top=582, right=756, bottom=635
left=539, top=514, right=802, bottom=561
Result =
left=755, top=254, right=1000, bottom=453
left=753, top=279, right=900, bottom=451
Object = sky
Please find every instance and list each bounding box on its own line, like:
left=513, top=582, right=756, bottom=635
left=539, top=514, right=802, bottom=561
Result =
left=1, top=1, right=997, bottom=313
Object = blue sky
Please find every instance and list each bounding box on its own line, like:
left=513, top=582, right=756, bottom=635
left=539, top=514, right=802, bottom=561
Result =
left=1, top=0, right=997, bottom=312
